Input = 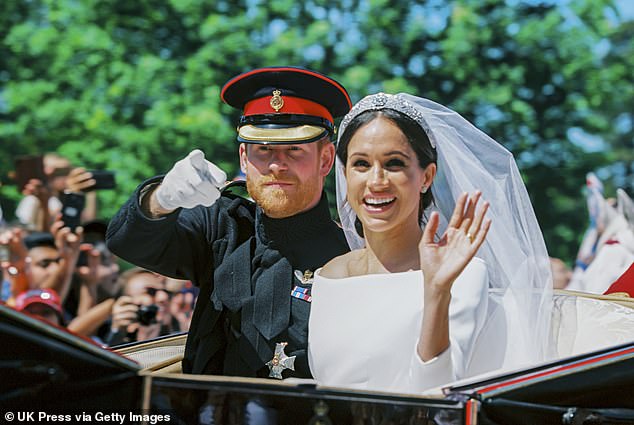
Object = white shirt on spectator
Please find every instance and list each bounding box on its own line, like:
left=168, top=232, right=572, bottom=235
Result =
left=15, top=195, right=62, bottom=230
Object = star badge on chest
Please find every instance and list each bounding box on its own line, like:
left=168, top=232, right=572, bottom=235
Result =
left=266, top=342, right=296, bottom=379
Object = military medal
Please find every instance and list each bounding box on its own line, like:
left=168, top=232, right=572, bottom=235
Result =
left=266, top=342, right=296, bottom=379
left=292, top=270, right=314, bottom=302
left=291, top=286, right=312, bottom=302
left=294, top=269, right=314, bottom=285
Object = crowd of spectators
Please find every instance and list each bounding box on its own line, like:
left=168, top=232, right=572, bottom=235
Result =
left=0, top=153, right=197, bottom=346
left=550, top=172, right=634, bottom=294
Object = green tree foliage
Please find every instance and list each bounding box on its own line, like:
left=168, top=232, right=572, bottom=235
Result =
left=1, top=0, right=631, bottom=262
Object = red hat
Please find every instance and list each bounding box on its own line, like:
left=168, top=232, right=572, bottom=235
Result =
left=221, top=67, right=351, bottom=145
left=15, top=289, right=64, bottom=321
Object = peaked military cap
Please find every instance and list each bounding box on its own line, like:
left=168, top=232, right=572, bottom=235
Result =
left=221, top=67, right=351, bottom=144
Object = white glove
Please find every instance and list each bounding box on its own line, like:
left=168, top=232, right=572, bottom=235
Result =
left=155, top=149, right=227, bottom=210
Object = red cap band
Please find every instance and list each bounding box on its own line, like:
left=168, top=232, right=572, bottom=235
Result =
left=244, top=96, right=334, bottom=125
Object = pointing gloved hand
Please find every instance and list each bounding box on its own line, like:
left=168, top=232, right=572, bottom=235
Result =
left=155, top=149, right=227, bottom=210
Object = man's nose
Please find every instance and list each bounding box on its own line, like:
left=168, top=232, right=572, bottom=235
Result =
left=268, top=150, right=289, bottom=173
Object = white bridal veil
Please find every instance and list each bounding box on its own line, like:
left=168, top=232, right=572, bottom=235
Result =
left=335, top=93, right=553, bottom=369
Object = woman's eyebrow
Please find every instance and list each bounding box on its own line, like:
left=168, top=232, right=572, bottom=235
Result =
left=384, top=150, right=411, bottom=158
left=348, top=152, right=369, bottom=158
left=348, top=150, right=411, bottom=159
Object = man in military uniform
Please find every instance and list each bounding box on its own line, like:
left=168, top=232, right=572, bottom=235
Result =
left=106, top=67, right=351, bottom=379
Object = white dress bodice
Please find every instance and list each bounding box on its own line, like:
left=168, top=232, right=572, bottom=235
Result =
left=308, top=258, right=488, bottom=394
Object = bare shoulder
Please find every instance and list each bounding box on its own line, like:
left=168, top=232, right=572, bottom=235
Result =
left=319, top=250, right=366, bottom=279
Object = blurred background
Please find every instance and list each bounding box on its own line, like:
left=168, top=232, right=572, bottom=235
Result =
left=1, top=0, right=632, bottom=263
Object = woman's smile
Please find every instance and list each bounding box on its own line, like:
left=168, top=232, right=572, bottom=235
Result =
left=363, top=194, right=397, bottom=213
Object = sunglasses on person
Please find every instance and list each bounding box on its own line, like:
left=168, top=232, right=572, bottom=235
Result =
left=34, top=257, right=63, bottom=268
left=49, top=167, right=72, bottom=177
left=144, top=287, right=175, bottom=297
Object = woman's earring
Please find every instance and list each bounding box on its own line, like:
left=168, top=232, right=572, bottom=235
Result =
left=421, top=186, right=428, bottom=194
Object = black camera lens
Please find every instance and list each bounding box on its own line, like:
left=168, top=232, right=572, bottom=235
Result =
left=136, top=304, right=159, bottom=326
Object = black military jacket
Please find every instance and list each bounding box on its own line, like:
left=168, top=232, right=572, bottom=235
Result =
left=106, top=177, right=349, bottom=378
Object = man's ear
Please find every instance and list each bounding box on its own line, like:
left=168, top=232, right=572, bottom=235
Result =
left=239, top=143, right=248, bottom=174
left=319, top=142, right=336, bottom=178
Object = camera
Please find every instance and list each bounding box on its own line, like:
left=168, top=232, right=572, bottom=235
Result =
left=136, top=304, right=158, bottom=326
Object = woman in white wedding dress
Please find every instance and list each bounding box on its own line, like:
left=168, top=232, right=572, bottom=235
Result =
left=308, top=93, right=553, bottom=394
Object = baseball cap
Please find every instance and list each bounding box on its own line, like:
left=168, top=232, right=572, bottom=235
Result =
left=15, top=288, right=64, bottom=323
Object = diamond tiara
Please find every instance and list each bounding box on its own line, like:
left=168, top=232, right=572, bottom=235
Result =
left=338, top=93, right=437, bottom=148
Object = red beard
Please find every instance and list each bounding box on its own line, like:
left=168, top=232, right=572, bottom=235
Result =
left=246, top=173, right=320, bottom=218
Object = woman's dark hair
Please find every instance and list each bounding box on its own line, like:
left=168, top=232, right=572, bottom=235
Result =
left=337, top=109, right=437, bottom=236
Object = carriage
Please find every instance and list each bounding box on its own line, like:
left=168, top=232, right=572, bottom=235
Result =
left=4, top=287, right=634, bottom=425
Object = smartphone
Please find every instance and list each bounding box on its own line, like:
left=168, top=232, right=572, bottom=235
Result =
left=0, top=245, right=10, bottom=263
left=60, top=192, right=86, bottom=232
left=14, top=155, right=46, bottom=191
left=86, top=170, right=116, bottom=191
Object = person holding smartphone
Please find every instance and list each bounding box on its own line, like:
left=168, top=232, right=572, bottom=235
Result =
left=16, top=151, right=118, bottom=232
left=16, top=153, right=72, bottom=231
left=61, top=168, right=117, bottom=231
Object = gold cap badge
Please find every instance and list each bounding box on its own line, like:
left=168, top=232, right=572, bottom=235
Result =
left=270, top=89, right=284, bottom=112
